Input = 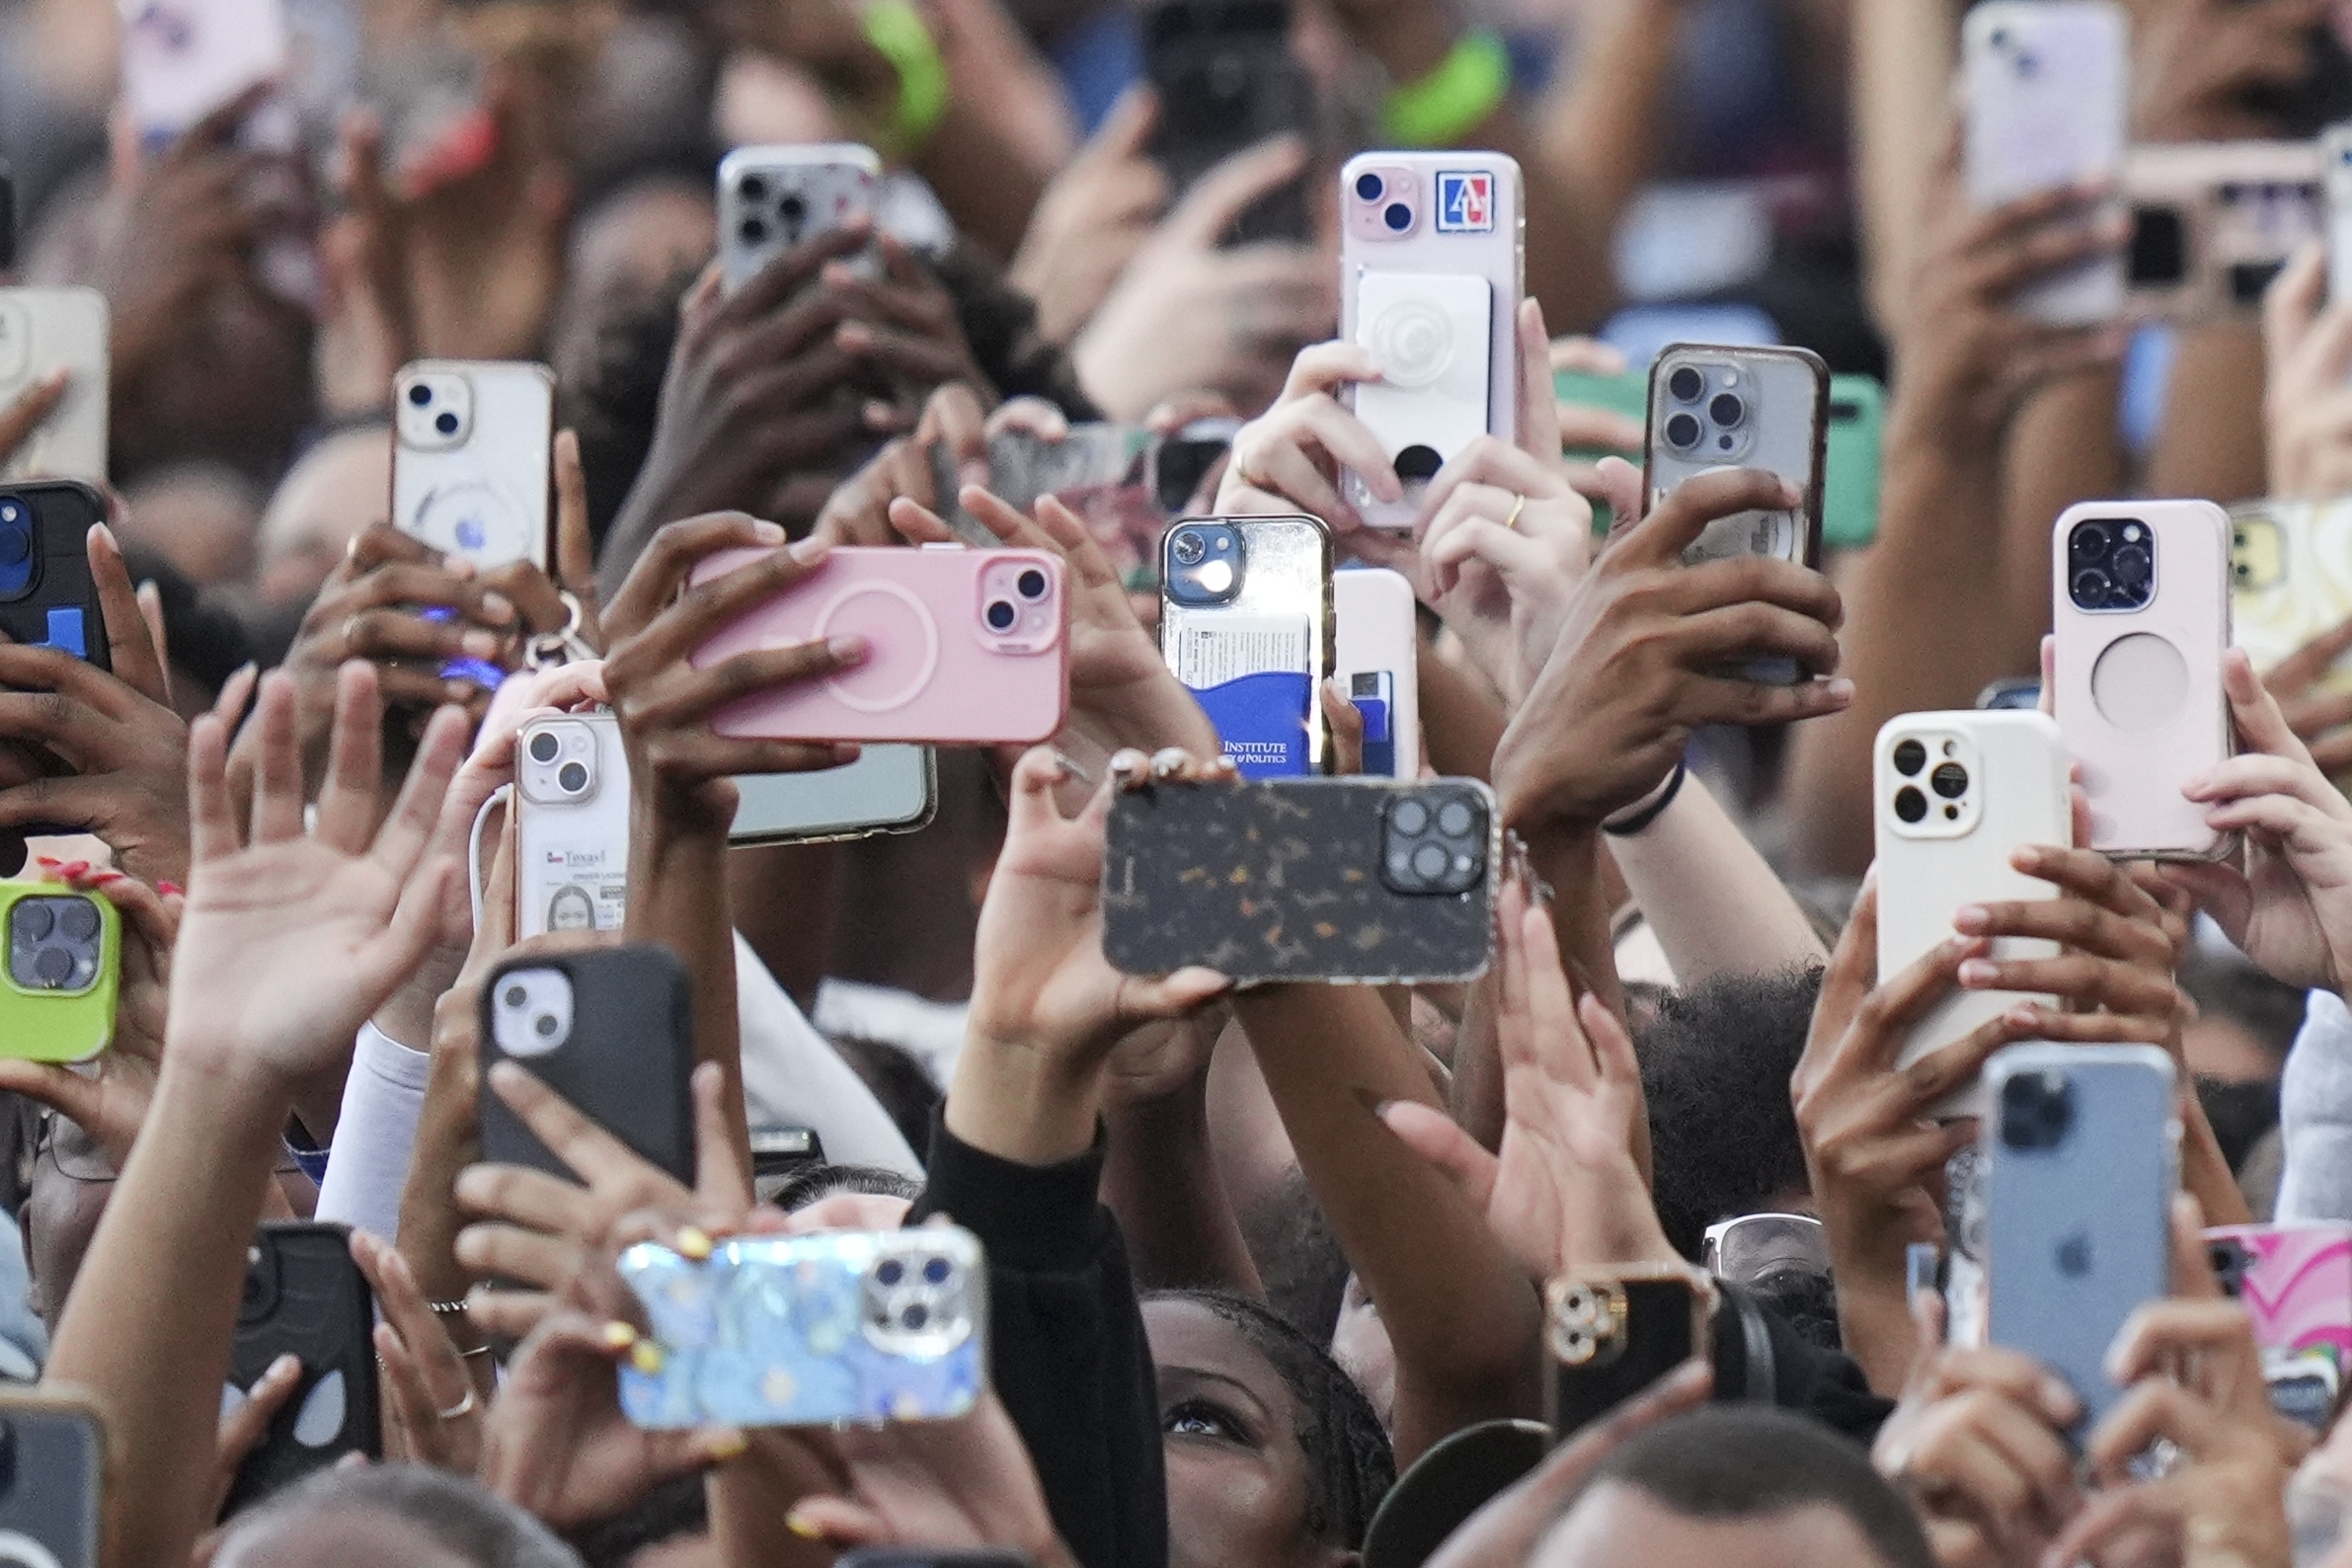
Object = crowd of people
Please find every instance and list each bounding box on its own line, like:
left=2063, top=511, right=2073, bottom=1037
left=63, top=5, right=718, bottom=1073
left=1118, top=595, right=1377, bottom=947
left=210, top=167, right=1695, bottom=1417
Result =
left=9, top=0, right=2352, bottom=1565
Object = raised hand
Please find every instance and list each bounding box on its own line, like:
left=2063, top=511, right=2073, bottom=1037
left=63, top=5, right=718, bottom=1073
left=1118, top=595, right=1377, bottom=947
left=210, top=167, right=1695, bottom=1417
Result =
left=1215, top=340, right=1400, bottom=531
left=2262, top=244, right=2352, bottom=503
left=1008, top=88, right=1170, bottom=345
left=350, top=1228, right=484, bottom=1473
left=1948, top=843, right=2189, bottom=1051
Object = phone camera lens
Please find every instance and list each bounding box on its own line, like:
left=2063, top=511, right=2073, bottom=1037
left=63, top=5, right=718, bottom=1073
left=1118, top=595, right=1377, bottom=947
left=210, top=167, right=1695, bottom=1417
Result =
left=2070, top=521, right=2113, bottom=564
left=1391, top=798, right=1430, bottom=835
left=407, top=383, right=432, bottom=408
left=985, top=599, right=1017, bottom=632
left=557, top=760, right=588, bottom=794
left=1989, top=27, right=2009, bottom=47
left=2111, top=543, right=2152, bottom=588
left=1667, top=365, right=1705, bottom=402
left=1437, top=799, right=1474, bottom=836
left=504, top=983, right=526, bottom=1008
left=434, top=411, right=460, bottom=436
left=902, top=1302, right=930, bottom=1330
left=1930, top=761, right=1970, bottom=799
left=58, top=900, right=96, bottom=941
left=738, top=174, right=767, bottom=202
left=2072, top=567, right=2113, bottom=606
left=738, top=217, right=768, bottom=245
left=1892, top=738, right=1927, bottom=776
left=1383, top=201, right=1412, bottom=232
left=1355, top=172, right=1384, bottom=201
left=778, top=194, right=807, bottom=225
left=13, top=902, right=49, bottom=942
left=0, top=502, right=19, bottom=525
left=1411, top=842, right=1450, bottom=880
left=1999, top=1069, right=2075, bottom=1150
left=1016, top=568, right=1048, bottom=600
left=877, top=1259, right=904, bottom=1287
left=527, top=732, right=561, bottom=764
left=1894, top=785, right=1927, bottom=823
left=1708, top=392, right=1746, bottom=429
left=534, top=1012, right=558, bottom=1038
left=923, top=1257, right=952, bottom=1285
left=1664, top=412, right=1703, bottom=450
left=1171, top=530, right=1206, bottom=566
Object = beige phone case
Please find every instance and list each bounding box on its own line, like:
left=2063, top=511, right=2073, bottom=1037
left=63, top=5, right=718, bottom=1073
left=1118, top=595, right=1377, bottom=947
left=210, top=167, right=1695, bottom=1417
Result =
left=1874, top=711, right=2072, bottom=1115
left=2051, top=499, right=2234, bottom=859
left=0, top=288, right=108, bottom=485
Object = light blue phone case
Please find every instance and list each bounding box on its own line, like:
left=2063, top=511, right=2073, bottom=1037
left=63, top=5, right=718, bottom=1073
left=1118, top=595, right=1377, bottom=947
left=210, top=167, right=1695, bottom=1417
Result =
left=617, top=1227, right=987, bottom=1430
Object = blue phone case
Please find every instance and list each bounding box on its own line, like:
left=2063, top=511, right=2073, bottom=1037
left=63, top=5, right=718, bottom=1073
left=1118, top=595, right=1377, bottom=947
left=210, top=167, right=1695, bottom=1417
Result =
left=617, top=1228, right=988, bottom=1430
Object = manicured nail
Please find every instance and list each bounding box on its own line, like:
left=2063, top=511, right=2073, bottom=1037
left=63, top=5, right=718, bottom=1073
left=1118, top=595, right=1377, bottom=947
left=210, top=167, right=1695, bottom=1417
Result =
left=828, top=636, right=867, bottom=665
left=480, top=592, right=515, bottom=624
left=157, top=881, right=182, bottom=897
left=33, top=857, right=57, bottom=870
left=1051, top=750, right=1093, bottom=784
left=57, top=862, right=87, bottom=880
left=789, top=535, right=829, bottom=563
left=785, top=1511, right=823, bottom=1541
left=1957, top=960, right=1999, bottom=987
left=601, top=1320, right=638, bottom=1351
left=629, top=1340, right=666, bottom=1374
left=752, top=519, right=786, bottom=545
left=461, top=629, right=501, bottom=659
left=1824, top=677, right=1855, bottom=701
left=270, top=1353, right=301, bottom=1379
left=863, top=399, right=897, bottom=428
left=1953, top=904, right=1989, bottom=932
left=706, top=1429, right=748, bottom=1460
left=835, top=321, right=872, bottom=352
left=675, top=1225, right=714, bottom=1260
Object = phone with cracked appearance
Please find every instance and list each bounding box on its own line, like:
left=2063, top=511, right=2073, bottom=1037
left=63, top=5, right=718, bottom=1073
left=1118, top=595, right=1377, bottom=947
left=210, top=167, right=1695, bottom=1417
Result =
left=1339, top=150, right=1524, bottom=530
left=1160, top=514, right=1333, bottom=776
left=2050, top=498, right=2234, bottom=860
left=391, top=358, right=553, bottom=573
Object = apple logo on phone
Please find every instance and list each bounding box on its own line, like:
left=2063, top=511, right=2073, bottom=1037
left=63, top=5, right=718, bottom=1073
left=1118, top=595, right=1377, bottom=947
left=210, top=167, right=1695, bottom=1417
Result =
left=2057, top=1232, right=2093, bottom=1279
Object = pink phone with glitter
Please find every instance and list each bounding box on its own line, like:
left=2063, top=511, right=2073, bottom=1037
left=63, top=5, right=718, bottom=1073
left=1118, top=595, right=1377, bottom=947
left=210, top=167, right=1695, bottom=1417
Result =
left=2208, top=1223, right=2352, bottom=1430
left=686, top=546, right=1069, bottom=745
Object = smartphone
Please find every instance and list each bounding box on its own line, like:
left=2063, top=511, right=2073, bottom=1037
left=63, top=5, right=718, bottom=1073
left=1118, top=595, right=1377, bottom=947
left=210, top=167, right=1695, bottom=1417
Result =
left=2231, top=498, right=2352, bottom=700
left=729, top=746, right=937, bottom=846
left=0, top=288, right=107, bottom=484
left=1142, top=0, right=1314, bottom=246
left=1962, top=0, right=2129, bottom=326
left=1544, top=1265, right=1716, bottom=1442
left=118, top=0, right=289, bottom=151
left=749, top=1126, right=825, bottom=1207
left=1822, top=374, right=1886, bottom=551
left=1982, top=1043, right=2176, bottom=1438
left=1333, top=567, right=1419, bottom=778
left=223, top=1220, right=381, bottom=1514
left=1340, top=151, right=1526, bottom=530
left=0, top=882, right=120, bottom=1063
left=1102, top=774, right=1498, bottom=982
left=2327, top=123, right=2352, bottom=303
left=514, top=711, right=628, bottom=939
left=928, top=426, right=1154, bottom=547
left=2207, top=1222, right=2352, bottom=1431
left=0, top=1391, right=103, bottom=1568
left=718, top=144, right=879, bottom=296
left=617, top=1226, right=988, bottom=1429
left=391, top=359, right=554, bottom=573
left=1644, top=342, right=1827, bottom=571
left=2051, top=499, right=2234, bottom=860
left=1975, top=677, right=2045, bottom=711
left=477, top=944, right=696, bottom=1184
left=687, top=546, right=1069, bottom=746
left=0, top=482, right=110, bottom=668
left=1872, top=711, right=2072, bottom=1112
left=2239, top=20, right=2352, bottom=139
left=2123, top=140, right=2320, bottom=320
left=1161, top=514, right=1333, bottom=777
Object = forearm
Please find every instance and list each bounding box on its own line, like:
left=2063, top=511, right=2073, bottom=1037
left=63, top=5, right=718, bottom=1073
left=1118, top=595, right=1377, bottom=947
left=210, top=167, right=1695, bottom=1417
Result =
left=915, top=105, right=1053, bottom=260
left=45, top=1054, right=287, bottom=1568
left=1999, top=366, right=2124, bottom=645
left=1536, top=0, right=1682, bottom=243
left=1852, top=0, right=1960, bottom=336
left=394, top=1027, right=485, bottom=1313
left=628, top=809, right=751, bottom=1181
left=1609, top=772, right=1827, bottom=981
left=1830, top=1245, right=1919, bottom=1396
left=1522, top=823, right=1626, bottom=1024
left=945, top=1027, right=1102, bottom=1167
left=2146, top=324, right=2266, bottom=506
left=1102, top=1072, right=1263, bottom=1294
left=314, top=1023, right=432, bottom=1242
left=1417, top=642, right=1505, bottom=782
left=1234, top=984, right=1542, bottom=1461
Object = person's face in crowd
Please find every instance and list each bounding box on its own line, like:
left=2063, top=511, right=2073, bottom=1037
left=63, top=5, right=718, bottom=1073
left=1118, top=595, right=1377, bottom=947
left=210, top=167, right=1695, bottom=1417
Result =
left=1144, top=1296, right=1352, bottom=1568
left=1531, top=1483, right=1895, bottom=1568
left=119, top=462, right=264, bottom=586
left=213, top=1505, right=476, bottom=1568
left=22, top=1116, right=111, bottom=1335
left=547, top=176, right=718, bottom=399
left=254, top=425, right=393, bottom=606
left=1328, top=1274, right=1394, bottom=1429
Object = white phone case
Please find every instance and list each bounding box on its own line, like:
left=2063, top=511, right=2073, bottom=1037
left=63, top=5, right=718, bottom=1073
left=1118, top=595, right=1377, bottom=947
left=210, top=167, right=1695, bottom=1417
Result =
left=2325, top=123, right=2352, bottom=304
left=1963, top=0, right=2128, bottom=325
left=717, top=144, right=881, bottom=297
left=1873, top=711, right=2073, bottom=1115
left=2050, top=499, right=2234, bottom=859
left=0, top=289, right=109, bottom=485
left=1333, top=568, right=1421, bottom=779
left=1339, top=151, right=1524, bottom=530
left=515, top=712, right=630, bottom=939
left=391, top=359, right=553, bottom=573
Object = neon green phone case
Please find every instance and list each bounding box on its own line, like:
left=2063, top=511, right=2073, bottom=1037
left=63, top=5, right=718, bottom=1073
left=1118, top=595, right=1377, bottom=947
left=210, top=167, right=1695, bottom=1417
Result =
left=0, top=882, right=119, bottom=1062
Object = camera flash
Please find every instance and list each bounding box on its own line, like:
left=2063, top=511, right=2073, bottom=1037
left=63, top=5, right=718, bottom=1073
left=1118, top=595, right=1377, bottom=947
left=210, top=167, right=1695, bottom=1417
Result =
left=1197, top=560, right=1235, bottom=594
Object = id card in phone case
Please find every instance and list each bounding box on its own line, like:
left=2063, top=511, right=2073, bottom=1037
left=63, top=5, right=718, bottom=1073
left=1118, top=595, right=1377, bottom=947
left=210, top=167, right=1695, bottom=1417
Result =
left=1160, top=515, right=1332, bottom=777
left=1172, top=611, right=1313, bottom=777
left=617, top=1229, right=987, bottom=1430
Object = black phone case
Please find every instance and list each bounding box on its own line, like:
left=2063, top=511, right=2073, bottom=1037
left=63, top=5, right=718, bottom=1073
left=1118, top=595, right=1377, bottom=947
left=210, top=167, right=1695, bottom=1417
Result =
left=1143, top=0, right=1314, bottom=245
left=1545, top=1273, right=1713, bottom=1443
left=223, top=1221, right=380, bottom=1516
left=0, top=1400, right=103, bottom=1568
left=478, top=943, right=697, bottom=1183
left=0, top=481, right=109, bottom=671
left=1102, top=776, right=1498, bottom=983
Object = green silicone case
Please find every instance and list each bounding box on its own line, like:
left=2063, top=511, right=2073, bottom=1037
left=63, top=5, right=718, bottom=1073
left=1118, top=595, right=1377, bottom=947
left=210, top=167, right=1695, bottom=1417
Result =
left=0, top=881, right=119, bottom=1062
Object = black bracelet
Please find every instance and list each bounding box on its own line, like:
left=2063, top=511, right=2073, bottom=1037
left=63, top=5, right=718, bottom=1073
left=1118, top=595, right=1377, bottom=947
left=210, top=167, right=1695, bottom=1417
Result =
left=1602, top=758, right=1687, bottom=837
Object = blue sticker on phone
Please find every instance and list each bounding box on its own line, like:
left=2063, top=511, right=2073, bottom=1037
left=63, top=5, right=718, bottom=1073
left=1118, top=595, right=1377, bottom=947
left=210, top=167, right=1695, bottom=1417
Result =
left=1435, top=171, right=1495, bottom=233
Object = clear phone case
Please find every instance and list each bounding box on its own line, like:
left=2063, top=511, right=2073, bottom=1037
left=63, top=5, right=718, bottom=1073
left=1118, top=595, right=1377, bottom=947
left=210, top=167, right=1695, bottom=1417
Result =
left=514, top=712, right=630, bottom=938
left=1643, top=343, right=1827, bottom=570
left=391, top=358, right=553, bottom=572
left=1160, top=515, right=1333, bottom=776
left=718, top=144, right=880, bottom=295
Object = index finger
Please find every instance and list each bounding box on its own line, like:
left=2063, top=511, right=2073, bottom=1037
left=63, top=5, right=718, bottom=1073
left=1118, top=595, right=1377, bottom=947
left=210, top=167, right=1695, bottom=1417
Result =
left=1163, top=135, right=1309, bottom=251
left=488, top=1058, right=690, bottom=1203
left=89, top=522, right=169, bottom=704
left=601, top=512, right=789, bottom=644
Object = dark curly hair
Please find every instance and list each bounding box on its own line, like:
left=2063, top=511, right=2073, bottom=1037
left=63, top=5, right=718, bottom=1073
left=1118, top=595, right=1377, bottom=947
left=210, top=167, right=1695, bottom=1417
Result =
left=1148, top=1288, right=1395, bottom=1548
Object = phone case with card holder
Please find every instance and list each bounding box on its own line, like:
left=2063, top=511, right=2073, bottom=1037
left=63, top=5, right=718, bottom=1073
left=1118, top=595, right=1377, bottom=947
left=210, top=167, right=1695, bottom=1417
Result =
left=514, top=712, right=630, bottom=939
left=617, top=1228, right=988, bottom=1429
left=0, top=882, right=119, bottom=1063
left=2207, top=1223, right=2352, bottom=1431
left=1161, top=515, right=1333, bottom=777
left=224, top=1221, right=380, bottom=1516
left=0, top=288, right=107, bottom=484
left=1544, top=1265, right=1716, bottom=1443
left=1102, top=775, right=1498, bottom=983
left=392, top=359, right=553, bottom=573
left=0, top=1391, right=105, bottom=1568
left=2051, top=498, right=2234, bottom=860
left=0, top=482, right=108, bottom=670
left=1339, top=151, right=1524, bottom=529
left=478, top=945, right=696, bottom=1185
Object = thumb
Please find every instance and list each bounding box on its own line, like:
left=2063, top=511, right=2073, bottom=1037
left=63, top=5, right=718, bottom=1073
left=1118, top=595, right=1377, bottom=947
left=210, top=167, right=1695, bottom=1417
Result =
left=1378, top=1100, right=1500, bottom=1213
left=1122, top=967, right=1234, bottom=1020
left=1084, top=85, right=1159, bottom=167
left=1162, top=134, right=1308, bottom=251
left=1592, top=455, right=1644, bottom=538
left=784, top=1496, right=895, bottom=1549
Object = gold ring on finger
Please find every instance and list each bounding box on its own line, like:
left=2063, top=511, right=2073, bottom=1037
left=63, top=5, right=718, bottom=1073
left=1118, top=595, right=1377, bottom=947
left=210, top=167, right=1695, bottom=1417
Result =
left=1505, top=493, right=1527, bottom=531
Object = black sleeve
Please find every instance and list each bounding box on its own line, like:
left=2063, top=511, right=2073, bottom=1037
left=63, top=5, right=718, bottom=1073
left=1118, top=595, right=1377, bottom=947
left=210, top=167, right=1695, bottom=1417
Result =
left=1710, top=1283, right=1896, bottom=1447
left=908, top=1112, right=1167, bottom=1568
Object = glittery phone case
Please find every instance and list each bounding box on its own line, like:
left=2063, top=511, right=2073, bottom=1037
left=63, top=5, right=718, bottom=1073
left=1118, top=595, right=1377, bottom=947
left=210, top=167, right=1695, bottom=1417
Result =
left=617, top=1228, right=987, bottom=1430
left=1160, top=515, right=1333, bottom=777
left=224, top=1221, right=380, bottom=1515
left=1101, top=774, right=1498, bottom=983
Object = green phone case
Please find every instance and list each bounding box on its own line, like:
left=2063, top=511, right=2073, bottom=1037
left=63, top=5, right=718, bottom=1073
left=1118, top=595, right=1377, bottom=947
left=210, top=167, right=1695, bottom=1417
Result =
left=1552, top=366, right=1884, bottom=547
left=0, top=881, right=119, bottom=1063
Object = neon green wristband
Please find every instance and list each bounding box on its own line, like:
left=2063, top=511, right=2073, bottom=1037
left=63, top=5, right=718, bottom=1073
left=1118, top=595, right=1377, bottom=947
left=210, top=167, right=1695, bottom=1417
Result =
left=1379, top=31, right=1511, bottom=148
left=861, top=0, right=950, bottom=159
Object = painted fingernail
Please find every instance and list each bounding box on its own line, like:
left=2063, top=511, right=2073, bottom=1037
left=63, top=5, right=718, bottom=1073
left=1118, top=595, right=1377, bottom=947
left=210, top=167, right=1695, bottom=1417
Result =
left=706, top=1429, right=748, bottom=1460
left=481, top=592, right=515, bottom=624
left=57, top=862, right=87, bottom=880
left=675, top=1225, right=714, bottom=1260
left=271, top=1353, right=301, bottom=1378
left=1051, top=750, right=1093, bottom=784
left=1957, top=959, right=1998, bottom=986
left=1824, top=677, right=1855, bottom=701
left=629, top=1340, right=666, bottom=1374
left=786, top=1511, right=823, bottom=1541
left=157, top=881, right=182, bottom=897
left=828, top=636, right=867, bottom=665
left=1953, top=904, right=1989, bottom=932
left=752, top=519, right=786, bottom=545
left=601, top=1320, right=638, bottom=1351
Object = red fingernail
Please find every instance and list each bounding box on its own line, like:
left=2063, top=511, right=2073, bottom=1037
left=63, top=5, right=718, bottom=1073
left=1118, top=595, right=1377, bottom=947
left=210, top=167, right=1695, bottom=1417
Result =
left=157, top=881, right=183, bottom=897
left=90, top=869, right=123, bottom=884
left=34, top=857, right=59, bottom=869
left=58, top=862, right=88, bottom=880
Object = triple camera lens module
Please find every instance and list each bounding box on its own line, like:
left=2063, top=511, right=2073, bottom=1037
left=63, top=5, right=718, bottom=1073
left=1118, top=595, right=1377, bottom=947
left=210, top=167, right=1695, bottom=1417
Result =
left=1658, top=360, right=1752, bottom=457
left=2067, top=517, right=2155, bottom=611
left=862, top=1242, right=974, bottom=1357
left=1889, top=735, right=1970, bottom=827
left=1999, top=1068, right=2077, bottom=1151
left=1380, top=785, right=1489, bottom=897
left=8, top=895, right=102, bottom=992
left=736, top=169, right=819, bottom=249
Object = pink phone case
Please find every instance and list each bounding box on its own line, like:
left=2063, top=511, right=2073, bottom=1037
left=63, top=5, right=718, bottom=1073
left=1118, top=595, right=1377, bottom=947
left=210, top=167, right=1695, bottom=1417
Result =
left=687, top=547, right=1069, bottom=745
left=2050, top=499, right=2234, bottom=859
left=2208, top=1223, right=2352, bottom=1427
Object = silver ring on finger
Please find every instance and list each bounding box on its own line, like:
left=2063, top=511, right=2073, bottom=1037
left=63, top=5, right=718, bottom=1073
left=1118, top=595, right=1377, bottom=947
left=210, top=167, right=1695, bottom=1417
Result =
left=436, top=1387, right=477, bottom=1422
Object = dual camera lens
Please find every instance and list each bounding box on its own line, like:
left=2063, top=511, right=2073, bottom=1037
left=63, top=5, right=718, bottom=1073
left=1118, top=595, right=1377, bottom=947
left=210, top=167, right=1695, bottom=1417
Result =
left=1353, top=170, right=1412, bottom=231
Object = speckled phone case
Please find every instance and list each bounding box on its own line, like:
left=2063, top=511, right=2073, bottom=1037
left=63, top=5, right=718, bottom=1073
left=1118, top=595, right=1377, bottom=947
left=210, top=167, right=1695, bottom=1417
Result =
left=618, top=1229, right=987, bottom=1429
left=223, top=1222, right=380, bottom=1516
left=1101, top=775, right=1498, bottom=983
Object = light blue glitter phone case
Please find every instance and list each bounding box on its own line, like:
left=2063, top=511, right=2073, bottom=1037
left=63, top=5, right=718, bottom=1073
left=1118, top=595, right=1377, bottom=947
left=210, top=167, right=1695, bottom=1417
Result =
left=617, top=1227, right=988, bottom=1430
